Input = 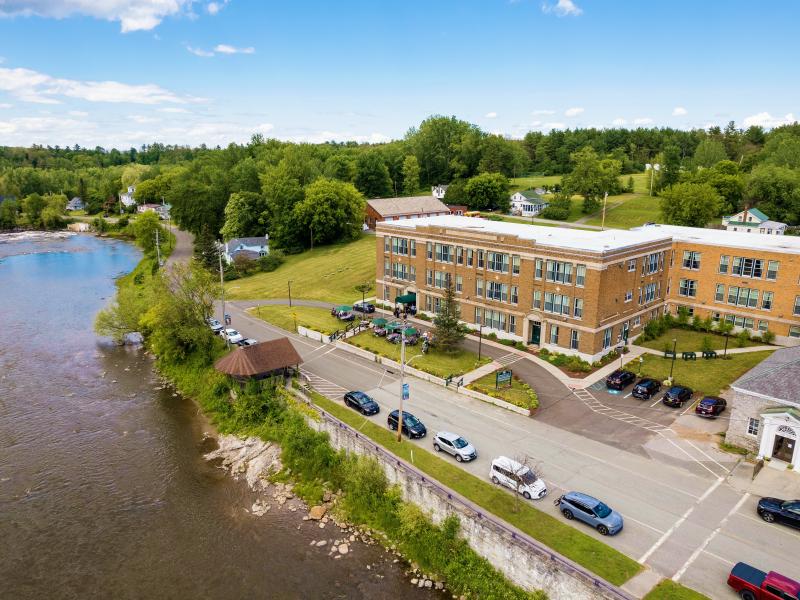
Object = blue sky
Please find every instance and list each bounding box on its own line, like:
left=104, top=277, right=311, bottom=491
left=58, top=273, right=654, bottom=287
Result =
left=0, top=0, right=797, bottom=148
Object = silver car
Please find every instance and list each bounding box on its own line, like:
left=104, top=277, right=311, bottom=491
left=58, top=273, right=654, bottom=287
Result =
left=433, top=431, right=477, bottom=462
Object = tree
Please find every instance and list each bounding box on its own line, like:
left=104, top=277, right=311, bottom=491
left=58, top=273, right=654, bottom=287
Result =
left=432, top=277, right=464, bottom=353
left=23, top=193, right=46, bottom=227
left=193, top=224, right=219, bottom=270
left=95, top=281, right=153, bottom=344
left=354, top=281, right=372, bottom=306
left=745, top=165, right=800, bottom=224
left=657, top=145, right=681, bottom=190
left=690, top=160, right=745, bottom=215
left=539, top=192, right=571, bottom=220
left=760, top=132, right=800, bottom=169
left=561, top=147, right=622, bottom=213
left=401, top=155, right=421, bottom=195
left=442, top=179, right=467, bottom=204
left=463, top=172, right=509, bottom=211
left=0, top=199, right=19, bottom=230
left=323, top=154, right=356, bottom=182
left=407, top=115, right=481, bottom=185
left=478, top=135, right=529, bottom=178
left=354, top=151, right=392, bottom=198
left=132, top=211, right=165, bottom=254
left=659, top=182, right=723, bottom=227
left=262, top=164, right=305, bottom=249
left=40, top=194, right=67, bottom=229
left=292, top=178, right=365, bottom=247
left=692, top=138, right=727, bottom=168
left=220, top=191, right=268, bottom=240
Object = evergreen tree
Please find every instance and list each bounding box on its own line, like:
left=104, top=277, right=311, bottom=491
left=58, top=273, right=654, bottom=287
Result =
left=193, top=224, right=219, bottom=270
left=432, top=278, right=464, bottom=353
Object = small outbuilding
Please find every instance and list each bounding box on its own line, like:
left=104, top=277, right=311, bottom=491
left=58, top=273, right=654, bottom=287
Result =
left=214, top=337, right=302, bottom=382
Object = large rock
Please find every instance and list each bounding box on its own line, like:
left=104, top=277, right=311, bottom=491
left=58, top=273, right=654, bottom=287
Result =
left=308, top=505, right=327, bottom=520
left=338, top=543, right=349, bottom=555
left=204, top=435, right=282, bottom=491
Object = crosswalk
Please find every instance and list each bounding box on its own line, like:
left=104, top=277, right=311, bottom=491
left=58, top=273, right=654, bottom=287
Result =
left=572, top=388, right=669, bottom=433
left=300, top=369, right=348, bottom=400
left=495, top=352, right=523, bottom=367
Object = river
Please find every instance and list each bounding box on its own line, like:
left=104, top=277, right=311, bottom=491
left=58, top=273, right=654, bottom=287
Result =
left=0, top=232, right=432, bottom=600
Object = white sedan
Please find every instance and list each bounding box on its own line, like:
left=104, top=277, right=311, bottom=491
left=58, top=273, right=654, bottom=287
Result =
left=221, top=328, right=244, bottom=344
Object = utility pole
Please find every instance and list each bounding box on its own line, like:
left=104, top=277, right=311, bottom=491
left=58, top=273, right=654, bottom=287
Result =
left=218, top=245, right=229, bottom=347
left=396, top=313, right=407, bottom=442
left=288, top=280, right=293, bottom=308
left=154, top=228, right=162, bottom=266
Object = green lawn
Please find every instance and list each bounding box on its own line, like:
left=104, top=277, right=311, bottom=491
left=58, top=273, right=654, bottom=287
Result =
left=226, top=235, right=375, bottom=303
left=249, top=305, right=347, bottom=335
left=637, top=350, right=773, bottom=396
left=347, top=330, right=490, bottom=378
left=583, top=192, right=661, bottom=229
left=643, top=579, right=710, bottom=600
left=636, top=328, right=761, bottom=353
left=479, top=212, right=596, bottom=231
left=509, top=174, right=563, bottom=193
left=467, top=372, right=537, bottom=410
left=305, top=388, right=642, bottom=586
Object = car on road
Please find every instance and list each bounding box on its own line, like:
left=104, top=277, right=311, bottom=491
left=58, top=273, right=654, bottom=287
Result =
left=353, top=302, right=375, bottom=314
left=489, top=456, right=547, bottom=500
left=695, top=395, right=726, bottom=418
left=555, top=491, right=623, bottom=536
left=207, top=318, right=223, bottom=333
left=238, top=338, right=258, bottom=346
left=220, top=328, right=244, bottom=344
left=662, top=385, right=693, bottom=408
left=605, top=369, right=636, bottom=390
left=387, top=409, right=426, bottom=438
left=344, top=391, right=380, bottom=416
left=433, top=431, right=477, bottom=462
left=727, top=561, right=800, bottom=600
left=632, top=378, right=661, bottom=400
left=757, top=497, right=800, bottom=530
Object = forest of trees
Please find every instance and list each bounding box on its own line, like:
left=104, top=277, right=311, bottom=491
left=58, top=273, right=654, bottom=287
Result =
left=1, top=116, right=799, bottom=240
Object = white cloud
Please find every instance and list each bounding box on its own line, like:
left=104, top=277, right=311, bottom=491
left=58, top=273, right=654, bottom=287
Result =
left=672, top=106, right=687, bottom=116
left=0, top=0, right=194, bottom=33
left=213, top=44, right=255, bottom=55
left=541, top=0, right=582, bottom=17
left=543, top=122, right=565, bottom=130
left=564, top=107, right=584, bottom=117
left=285, top=130, right=389, bottom=144
left=611, top=117, right=626, bottom=126
left=68, top=109, right=88, bottom=116
left=485, top=111, right=497, bottom=119
left=158, top=106, right=190, bottom=113
left=128, top=114, right=160, bottom=124
left=207, top=0, right=229, bottom=15
left=633, top=117, right=653, bottom=125
left=0, top=102, right=12, bottom=109
left=0, top=66, right=197, bottom=105
left=743, top=111, right=798, bottom=128
left=187, top=46, right=214, bottom=57
left=531, top=109, right=555, bottom=116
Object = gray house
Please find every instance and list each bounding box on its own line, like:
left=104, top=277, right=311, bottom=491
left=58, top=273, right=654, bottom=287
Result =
left=65, top=197, right=85, bottom=211
left=223, top=235, right=269, bottom=264
left=726, top=346, right=800, bottom=471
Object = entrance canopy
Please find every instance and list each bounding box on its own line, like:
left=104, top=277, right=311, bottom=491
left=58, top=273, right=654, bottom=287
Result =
left=395, top=293, right=416, bottom=304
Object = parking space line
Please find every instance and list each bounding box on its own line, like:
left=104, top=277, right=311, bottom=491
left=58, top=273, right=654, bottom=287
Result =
left=702, top=549, right=735, bottom=566
left=680, top=400, right=698, bottom=416
left=623, top=392, right=632, bottom=398
left=735, top=512, right=800, bottom=541
left=672, top=493, right=750, bottom=581
left=650, top=397, right=663, bottom=408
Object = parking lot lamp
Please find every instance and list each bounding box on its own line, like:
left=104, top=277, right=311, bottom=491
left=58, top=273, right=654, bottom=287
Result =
left=477, top=322, right=483, bottom=361
left=396, top=314, right=407, bottom=443
left=669, top=338, right=677, bottom=380
left=638, top=356, right=643, bottom=377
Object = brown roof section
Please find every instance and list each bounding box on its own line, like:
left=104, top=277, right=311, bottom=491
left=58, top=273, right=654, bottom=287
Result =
left=366, top=195, right=449, bottom=218
left=214, top=337, right=302, bottom=378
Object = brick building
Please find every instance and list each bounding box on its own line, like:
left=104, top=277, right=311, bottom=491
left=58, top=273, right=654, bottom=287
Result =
left=364, top=196, right=450, bottom=230
left=375, top=216, right=800, bottom=362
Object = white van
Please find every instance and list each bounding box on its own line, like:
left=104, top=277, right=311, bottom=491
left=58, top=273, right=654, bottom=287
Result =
left=489, top=456, right=547, bottom=500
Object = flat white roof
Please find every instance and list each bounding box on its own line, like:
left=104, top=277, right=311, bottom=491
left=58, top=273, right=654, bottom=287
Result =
left=379, top=215, right=671, bottom=253
left=635, top=224, right=800, bottom=255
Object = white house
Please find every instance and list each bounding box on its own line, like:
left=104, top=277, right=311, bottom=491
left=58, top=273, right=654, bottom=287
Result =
left=510, top=190, right=549, bottom=217
left=119, top=186, right=137, bottom=210
left=431, top=184, right=449, bottom=200
left=65, top=197, right=84, bottom=211
left=223, top=235, right=269, bottom=264
left=722, top=207, right=786, bottom=235
left=726, top=346, right=800, bottom=472
left=136, top=202, right=171, bottom=220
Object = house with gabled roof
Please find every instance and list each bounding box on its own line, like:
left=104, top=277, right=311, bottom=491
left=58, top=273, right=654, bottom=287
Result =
left=722, top=207, right=786, bottom=235
left=365, top=195, right=450, bottom=230
left=510, top=190, right=549, bottom=217
left=223, top=235, right=269, bottom=264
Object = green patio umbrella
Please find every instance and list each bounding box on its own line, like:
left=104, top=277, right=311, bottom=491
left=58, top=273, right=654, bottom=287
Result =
left=403, top=327, right=418, bottom=336
left=386, top=321, right=403, bottom=331
left=336, top=305, right=352, bottom=312
left=371, top=318, right=388, bottom=326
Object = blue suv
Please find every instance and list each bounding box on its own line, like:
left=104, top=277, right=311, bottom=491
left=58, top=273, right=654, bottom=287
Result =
left=555, top=491, right=624, bottom=536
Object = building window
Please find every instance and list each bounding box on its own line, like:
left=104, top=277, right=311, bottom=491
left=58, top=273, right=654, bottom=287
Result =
left=467, top=248, right=473, bottom=267
left=679, top=279, right=697, bottom=298
left=484, top=309, right=506, bottom=331
left=510, top=285, right=518, bottom=304
left=602, top=328, right=612, bottom=349
left=487, top=252, right=509, bottom=273
left=575, top=264, right=586, bottom=287
left=546, top=260, right=573, bottom=284
left=732, top=256, right=764, bottom=278
left=573, top=298, right=583, bottom=318
left=767, top=260, right=779, bottom=280
left=570, top=329, right=580, bottom=350
left=747, top=418, right=760, bottom=437
left=758, top=320, right=768, bottom=332
left=384, top=237, right=390, bottom=253
left=534, top=258, right=543, bottom=280
left=476, top=278, right=483, bottom=297
left=456, top=246, right=463, bottom=265
left=533, top=290, right=542, bottom=309
left=435, top=243, right=454, bottom=263
left=795, top=296, right=800, bottom=316
left=642, top=252, right=661, bottom=275
left=410, top=240, right=416, bottom=257
left=544, top=292, right=570, bottom=315
left=682, top=251, right=701, bottom=270
left=627, top=259, right=636, bottom=272
left=426, top=269, right=433, bottom=286
left=509, top=315, right=517, bottom=334
left=426, top=242, right=432, bottom=260
left=384, top=258, right=390, bottom=277
left=486, top=281, right=508, bottom=302
left=512, top=255, right=520, bottom=275
left=762, top=291, right=773, bottom=310
left=790, top=326, right=800, bottom=338
left=624, top=290, right=633, bottom=303
left=455, top=275, right=463, bottom=293
left=474, top=306, right=482, bottom=324
left=715, top=283, right=725, bottom=302
left=478, top=250, right=485, bottom=269
left=642, top=282, right=658, bottom=304
left=718, top=255, right=729, bottom=274
left=633, top=315, right=641, bottom=326
left=549, top=325, right=559, bottom=345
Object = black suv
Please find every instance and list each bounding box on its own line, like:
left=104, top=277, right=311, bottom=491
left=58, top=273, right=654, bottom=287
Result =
left=353, top=302, right=375, bottom=314
left=632, top=378, right=661, bottom=400
left=662, top=386, right=693, bottom=407
left=344, top=391, right=380, bottom=415
left=757, top=497, right=800, bottom=530
left=605, top=369, right=636, bottom=390
left=387, top=409, right=427, bottom=439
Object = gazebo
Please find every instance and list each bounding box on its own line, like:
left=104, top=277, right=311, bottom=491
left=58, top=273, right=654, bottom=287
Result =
left=214, top=337, right=302, bottom=382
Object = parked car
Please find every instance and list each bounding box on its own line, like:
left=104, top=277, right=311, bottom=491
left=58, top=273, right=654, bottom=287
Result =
left=632, top=378, right=661, bottom=400
left=220, top=328, right=244, bottom=344
left=757, top=497, right=800, bottom=530
left=337, top=311, right=355, bottom=322
left=373, top=327, right=387, bottom=337
left=433, top=431, right=477, bottom=462
left=386, top=333, right=402, bottom=344
left=387, top=409, right=426, bottom=438
left=605, top=369, right=636, bottom=390
left=555, top=492, right=624, bottom=536
left=727, top=562, right=800, bottom=600
left=695, top=396, right=727, bottom=418
left=207, top=318, right=223, bottom=333
left=344, top=391, right=380, bottom=416
left=353, top=302, right=375, bottom=314
left=489, top=456, right=547, bottom=500
left=662, top=385, right=693, bottom=408
left=238, top=338, right=258, bottom=346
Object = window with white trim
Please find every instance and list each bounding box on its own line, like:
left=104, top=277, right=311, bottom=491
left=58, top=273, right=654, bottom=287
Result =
left=758, top=320, right=768, bottom=332
left=426, top=242, right=432, bottom=260
left=509, top=315, right=517, bottom=334
left=627, top=259, right=636, bottom=272
left=546, top=260, right=573, bottom=284
left=510, top=285, right=518, bottom=304
left=790, top=325, right=800, bottom=338
left=455, top=275, right=463, bottom=293
left=682, top=250, right=701, bottom=270
left=573, top=297, right=583, bottom=318
left=732, top=256, right=764, bottom=278
left=570, top=329, right=579, bottom=350
left=718, top=255, right=729, bottom=274
left=575, top=264, right=586, bottom=287
left=533, top=290, right=541, bottom=309
left=602, top=327, right=612, bottom=349
left=761, top=291, right=773, bottom=310
left=794, top=296, right=800, bottom=316
left=679, top=279, right=697, bottom=298
left=715, top=283, right=725, bottom=302
left=549, top=324, right=559, bottom=345
left=467, top=248, right=473, bottom=267
left=728, top=286, right=759, bottom=308
left=624, top=290, right=633, bottom=303
left=534, top=258, right=543, bottom=280
left=747, top=418, right=759, bottom=437
left=512, top=255, right=520, bottom=275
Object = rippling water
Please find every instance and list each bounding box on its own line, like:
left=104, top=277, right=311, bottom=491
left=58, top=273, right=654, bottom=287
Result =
left=0, top=233, right=430, bottom=600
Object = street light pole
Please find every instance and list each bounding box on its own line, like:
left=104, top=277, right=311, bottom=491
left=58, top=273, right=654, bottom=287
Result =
left=723, top=332, right=729, bottom=358
left=669, top=337, right=677, bottom=380
left=477, top=323, right=483, bottom=361
left=396, top=314, right=407, bottom=442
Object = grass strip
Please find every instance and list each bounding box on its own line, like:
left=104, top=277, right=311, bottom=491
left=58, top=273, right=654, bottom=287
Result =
left=642, top=579, right=711, bottom=600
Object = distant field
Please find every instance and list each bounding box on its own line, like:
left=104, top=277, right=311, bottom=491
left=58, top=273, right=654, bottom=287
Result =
left=584, top=193, right=661, bottom=229
left=508, top=174, right=562, bottom=192
left=226, top=235, right=375, bottom=303
left=479, top=212, right=597, bottom=231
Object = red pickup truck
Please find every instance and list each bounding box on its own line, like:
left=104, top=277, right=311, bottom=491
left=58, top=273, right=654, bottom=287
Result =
left=728, top=562, right=800, bottom=600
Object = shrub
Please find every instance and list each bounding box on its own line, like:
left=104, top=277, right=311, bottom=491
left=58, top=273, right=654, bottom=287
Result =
left=117, top=215, right=130, bottom=229
left=233, top=253, right=259, bottom=277
left=736, top=329, right=751, bottom=348
left=676, top=307, right=690, bottom=326
left=700, top=336, right=714, bottom=354
left=258, top=250, right=285, bottom=272
left=540, top=205, right=569, bottom=220
left=486, top=332, right=498, bottom=341
left=761, top=330, right=776, bottom=344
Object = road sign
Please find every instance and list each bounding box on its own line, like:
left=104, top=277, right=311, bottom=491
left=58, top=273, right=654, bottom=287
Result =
left=496, top=369, right=512, bottom=389
left=402, top=383, right=409, bottom=400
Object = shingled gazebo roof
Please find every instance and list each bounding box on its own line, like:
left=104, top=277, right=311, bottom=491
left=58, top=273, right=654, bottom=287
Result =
left=214, top=338, right=302, bottom=379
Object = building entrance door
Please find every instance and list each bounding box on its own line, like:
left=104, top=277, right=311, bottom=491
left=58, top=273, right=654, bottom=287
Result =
left=530, top=321, right=541, bottom=345
left=772, top=435, right=795, bottom=462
